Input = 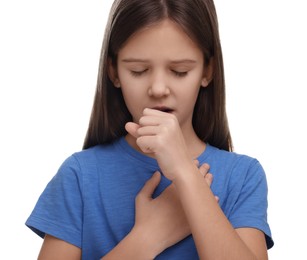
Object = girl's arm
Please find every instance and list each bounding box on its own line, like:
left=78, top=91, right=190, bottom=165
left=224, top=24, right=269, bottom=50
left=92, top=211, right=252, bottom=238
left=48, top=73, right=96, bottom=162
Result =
left=126, top=109, right=269, bottom=260
left=37, top=235, right=81, bottom=260
left=101, top=226, right=158, bottom=259
left=173, top=162, right=268, bottom=260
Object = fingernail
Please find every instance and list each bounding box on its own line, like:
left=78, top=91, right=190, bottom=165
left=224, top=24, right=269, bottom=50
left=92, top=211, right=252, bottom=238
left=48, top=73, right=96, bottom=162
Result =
left=154, top=171, right=160, bottom=176
left=206, top=173, right=213, bottom=179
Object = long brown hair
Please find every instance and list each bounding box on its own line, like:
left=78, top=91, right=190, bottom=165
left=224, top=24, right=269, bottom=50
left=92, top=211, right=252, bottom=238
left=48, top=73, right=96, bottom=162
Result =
left=83, top=0, right=233, bottom=151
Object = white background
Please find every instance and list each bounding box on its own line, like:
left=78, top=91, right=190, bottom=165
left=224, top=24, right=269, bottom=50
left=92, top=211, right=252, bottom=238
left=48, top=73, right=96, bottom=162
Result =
left=1, top=0, right=306, bottom=259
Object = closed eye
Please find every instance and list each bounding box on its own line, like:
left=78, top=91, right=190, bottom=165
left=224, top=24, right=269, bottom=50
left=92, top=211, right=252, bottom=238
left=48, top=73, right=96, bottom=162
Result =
left=130, top=69, right=148, bottom=77
left=172, top=70, right=188, bottom=77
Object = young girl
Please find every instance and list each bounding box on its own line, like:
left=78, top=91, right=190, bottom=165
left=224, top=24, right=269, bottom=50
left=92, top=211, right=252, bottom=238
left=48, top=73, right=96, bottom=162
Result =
left=26, top=0, right=274, bottom=259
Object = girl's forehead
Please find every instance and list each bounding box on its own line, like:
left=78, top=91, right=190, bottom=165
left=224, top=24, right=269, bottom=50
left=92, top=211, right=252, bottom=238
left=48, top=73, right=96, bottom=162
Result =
left=118, top=19, right=202, bottom=60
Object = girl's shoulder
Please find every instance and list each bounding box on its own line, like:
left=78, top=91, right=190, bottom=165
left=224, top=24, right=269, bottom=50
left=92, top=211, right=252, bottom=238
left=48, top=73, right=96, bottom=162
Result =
left=199, top=144, right=265, bottom=180
left=72, top=139, right=124, bottom=163
left=200, top=143, right=258, bottom=166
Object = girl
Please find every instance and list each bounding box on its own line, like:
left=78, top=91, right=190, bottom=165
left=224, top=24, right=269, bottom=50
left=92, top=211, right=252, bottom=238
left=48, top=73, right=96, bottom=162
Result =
left=26, top=0, right=274, bottom=259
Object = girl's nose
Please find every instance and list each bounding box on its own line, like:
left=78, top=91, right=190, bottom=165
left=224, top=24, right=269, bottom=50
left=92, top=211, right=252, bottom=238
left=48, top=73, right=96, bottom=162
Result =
left=148, top=77, right=170, bottom=97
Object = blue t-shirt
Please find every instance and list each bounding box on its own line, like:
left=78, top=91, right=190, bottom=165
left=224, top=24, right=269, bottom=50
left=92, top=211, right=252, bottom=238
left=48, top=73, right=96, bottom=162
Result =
left=26, top=137, right=273, bottom=259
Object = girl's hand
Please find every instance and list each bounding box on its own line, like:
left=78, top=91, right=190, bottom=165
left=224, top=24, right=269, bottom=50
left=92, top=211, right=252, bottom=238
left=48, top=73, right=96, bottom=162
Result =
left=125, top=108, right=193, bottom=181
left=132, top=163, right=215, bottom=256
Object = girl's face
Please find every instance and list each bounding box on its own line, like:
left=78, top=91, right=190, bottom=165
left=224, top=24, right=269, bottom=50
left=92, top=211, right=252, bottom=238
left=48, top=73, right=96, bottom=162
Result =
left=110, top=19, right=212, bottom=135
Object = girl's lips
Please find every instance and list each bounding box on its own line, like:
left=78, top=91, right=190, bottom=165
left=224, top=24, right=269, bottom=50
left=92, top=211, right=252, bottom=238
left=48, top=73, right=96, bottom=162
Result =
left=151, top=106, right=174, bottom=113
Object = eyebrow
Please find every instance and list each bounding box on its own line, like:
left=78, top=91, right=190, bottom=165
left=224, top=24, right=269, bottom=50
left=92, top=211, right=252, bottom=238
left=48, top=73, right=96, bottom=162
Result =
left=121, top=58, right=197, bottom=64
left=121, top=58, right=149, bottom=63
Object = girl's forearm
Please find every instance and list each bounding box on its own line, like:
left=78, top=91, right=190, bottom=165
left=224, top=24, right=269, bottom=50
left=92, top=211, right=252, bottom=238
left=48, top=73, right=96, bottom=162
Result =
left=173, top=165, right=258, bottom=260
left=101, top=227, right=157, bottom=260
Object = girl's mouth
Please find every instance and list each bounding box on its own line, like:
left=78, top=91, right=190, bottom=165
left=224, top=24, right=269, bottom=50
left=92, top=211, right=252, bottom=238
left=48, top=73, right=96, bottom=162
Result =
left=152, top=106, right=174, bottom=113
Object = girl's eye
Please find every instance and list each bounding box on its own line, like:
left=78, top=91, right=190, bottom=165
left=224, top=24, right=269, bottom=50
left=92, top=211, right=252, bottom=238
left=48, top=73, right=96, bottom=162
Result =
left=130, top=69, right=148, bottom=77
left=172, top=70, right=188, bottom=77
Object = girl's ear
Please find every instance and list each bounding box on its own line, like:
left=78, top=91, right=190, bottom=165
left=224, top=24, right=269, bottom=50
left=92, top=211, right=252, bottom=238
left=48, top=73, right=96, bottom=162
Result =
left=201, top=57, right=214, bottom=88
left=107, top=58, right=121, bottom=88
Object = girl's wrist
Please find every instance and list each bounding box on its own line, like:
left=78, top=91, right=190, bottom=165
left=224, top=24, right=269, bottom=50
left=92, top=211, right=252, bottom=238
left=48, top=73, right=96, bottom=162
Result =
left=172, top=161, right=199, bottom=185
left=129, top=226, right=162, bottom=259
left=102, top=227, right=158, bottom=260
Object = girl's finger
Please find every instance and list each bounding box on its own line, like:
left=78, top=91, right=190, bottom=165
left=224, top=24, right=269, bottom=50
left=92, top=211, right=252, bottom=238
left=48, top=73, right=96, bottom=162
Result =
left=136, top=135, right=159, bottom=154
left=193, top=159, right=199, bottom=167
left=138, top=115, right=163, bottom=127
left=142, top=108, right=171, bottom=117
left=199, top=163, right=210, bottom=177
left=137, top=125, right=160, bottom=136
left=136, top=171, right=161, bottom=201
left=215, top=196, right=220, bottom=203
left=204, top=173, right=213, bottom=187
left=125, top=122, right=140, bottom=139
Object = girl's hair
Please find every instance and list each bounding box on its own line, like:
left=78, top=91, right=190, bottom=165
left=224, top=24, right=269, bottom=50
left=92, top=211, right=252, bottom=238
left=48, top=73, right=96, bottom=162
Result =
left=83, top=0, right=233, bottom=152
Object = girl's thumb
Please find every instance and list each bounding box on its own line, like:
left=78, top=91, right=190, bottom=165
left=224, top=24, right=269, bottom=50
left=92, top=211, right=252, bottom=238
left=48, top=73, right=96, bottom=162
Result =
left=139, top=171, right=161, bottom=199
left=125, top=122, right=140, bottom=139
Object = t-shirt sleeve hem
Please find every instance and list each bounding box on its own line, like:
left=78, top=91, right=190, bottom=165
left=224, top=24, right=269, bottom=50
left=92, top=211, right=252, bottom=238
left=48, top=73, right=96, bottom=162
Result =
left=230, top=217, right=274, bottom=249
left=25, top=216, right=81, bottom=248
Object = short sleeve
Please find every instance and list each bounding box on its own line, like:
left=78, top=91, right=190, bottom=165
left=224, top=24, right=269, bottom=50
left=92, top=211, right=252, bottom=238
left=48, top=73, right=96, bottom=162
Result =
left=25, top=155, right=83, bottom=248
left=228, top=160, right=274, bottom=249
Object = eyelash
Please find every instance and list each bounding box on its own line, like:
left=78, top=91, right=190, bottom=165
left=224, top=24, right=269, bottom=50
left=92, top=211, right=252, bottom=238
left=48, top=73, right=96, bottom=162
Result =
left=130, top=70, right=147, bottom=77
left=172, top=71, right=188, bottom=77
left=130, top=70, right=188, bottom=77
